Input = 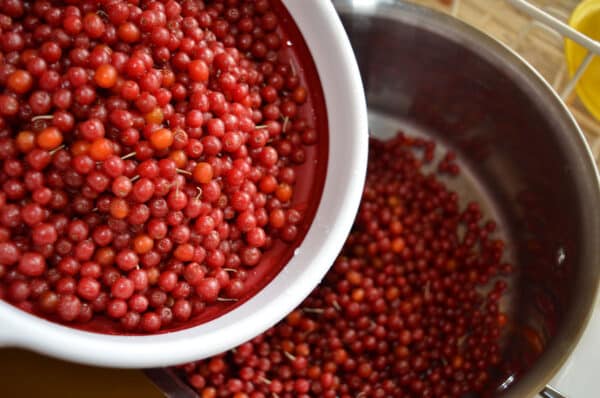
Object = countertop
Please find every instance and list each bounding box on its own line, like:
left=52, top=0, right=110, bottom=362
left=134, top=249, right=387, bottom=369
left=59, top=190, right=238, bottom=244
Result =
left=0, top=349, right=162, bottom=398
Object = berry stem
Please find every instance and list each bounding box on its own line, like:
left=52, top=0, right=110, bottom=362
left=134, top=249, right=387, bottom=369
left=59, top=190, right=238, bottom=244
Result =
left=216, top=297, right=238, bottom=303
left=176, top=168, right=191, bottom=175
left=31, top=115, right=54, bottom=122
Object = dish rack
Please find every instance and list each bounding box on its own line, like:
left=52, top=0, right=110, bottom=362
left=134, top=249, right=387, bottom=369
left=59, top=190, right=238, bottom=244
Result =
left=408, top=0, right=600, bottom=167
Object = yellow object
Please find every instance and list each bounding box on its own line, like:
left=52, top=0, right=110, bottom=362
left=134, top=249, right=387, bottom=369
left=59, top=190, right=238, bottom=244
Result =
left=0, top=349, right=163, bottom=398
left=565, top=0, right=600, bottom=121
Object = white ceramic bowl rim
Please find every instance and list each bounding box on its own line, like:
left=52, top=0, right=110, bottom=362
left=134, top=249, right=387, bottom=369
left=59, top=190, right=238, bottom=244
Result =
left=0, top=0, right=368, bottom=368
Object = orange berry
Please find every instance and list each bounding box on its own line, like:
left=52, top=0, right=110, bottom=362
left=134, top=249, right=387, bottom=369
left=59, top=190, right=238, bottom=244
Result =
left=94, top=64, right=118, bottom=88
left=36, top=127, right=63, bottom=150
left=201, top=387, right=217, bottom=398
left=307, top=366, right=321, bottom=380
left=275, top=183, right=293, bottom=202
left=292, top=86, right=307, bottom=104
left=7, top=69, right=33, bottom=94
left=390, top=220, right=403, bottom=235
left=385, top=286, right=400, bottom=301
left=89, top=138, right=114, bottom=161
left=295, top=343, right=310, bottom=357
left=169, top=149, right=187, bottom=168
left=387, top=195, right=400, bottom=207
left=286, top=309, right=302, bottom=326
left=391, top=237, right=405, bottom=253
left=145, top=107, right=164, bottom=124
left=351, top=288, right=365, bottom=302
left=269, top=208, right=286, bottom=229
left=16, top=130, right=35, bottom=153
left=281, top=340, right=295, bottom=353
left=161, top=69, right=175, bottom=87
left=446, top=259, right=457, bottom=272
left=346, top=270, right=362, bottom=286
left=497, top=313, right=508, bottom=327
left=133, top=234, right=154, bottom=254
left=193, top=162, right=213, bottom=184
left=452, top=355, right=464, bottom=369
left=150, top=128, right=174, bottom=150
left=109, top=198, right=130, bottom=219
left=173, top=243, right=194, bottom=261
left=71, top=140, right=91, bottom=156
left=95, top=247, right=116, bottom=266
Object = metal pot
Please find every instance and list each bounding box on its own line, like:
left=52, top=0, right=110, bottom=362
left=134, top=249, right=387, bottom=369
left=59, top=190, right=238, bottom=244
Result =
left=333, top=1, right=600, bottom=397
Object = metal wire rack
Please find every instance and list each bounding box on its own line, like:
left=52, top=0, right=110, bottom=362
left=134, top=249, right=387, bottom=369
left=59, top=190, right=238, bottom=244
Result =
left=407, top=0, right=600, bottom=166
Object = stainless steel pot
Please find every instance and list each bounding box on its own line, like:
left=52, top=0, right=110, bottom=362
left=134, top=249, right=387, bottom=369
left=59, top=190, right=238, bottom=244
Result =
left=332, top=1, right=600, bottom=397
left=145, top=2, right=600, bottom=397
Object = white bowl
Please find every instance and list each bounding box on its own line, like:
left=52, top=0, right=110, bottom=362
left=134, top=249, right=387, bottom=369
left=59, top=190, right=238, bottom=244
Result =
left=0, top=0, right=368, bottom=367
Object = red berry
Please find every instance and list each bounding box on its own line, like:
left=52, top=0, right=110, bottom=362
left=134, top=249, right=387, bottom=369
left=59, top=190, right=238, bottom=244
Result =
left=0, top=242, right=19, bottom=265
left=196, top=278, right=220, bottom=302
left=188, top=60, right=209, bottom=82
left=18, top=252, right=46, bottom=276
left=111, top=277, right=135, bottom=300
left=57, top=294, right=81, bottom=322
left=77, top=277, right=101, bottom=301
left=32, top=223, right=58, bottom=245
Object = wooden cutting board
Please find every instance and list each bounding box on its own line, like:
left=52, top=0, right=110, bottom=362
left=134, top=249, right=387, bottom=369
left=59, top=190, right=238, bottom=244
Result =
left=0, top=349, right=163, bottom=398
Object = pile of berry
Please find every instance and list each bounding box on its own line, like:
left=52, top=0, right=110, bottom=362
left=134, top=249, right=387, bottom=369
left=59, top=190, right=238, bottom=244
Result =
left=0, top=0, right=321, bottom=333
left=179, top=133, right=511, bottom=398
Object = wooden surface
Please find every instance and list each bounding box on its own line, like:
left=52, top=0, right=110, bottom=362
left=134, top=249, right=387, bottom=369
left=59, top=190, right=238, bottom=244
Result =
left=0, top=349, right=163, bottom=398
